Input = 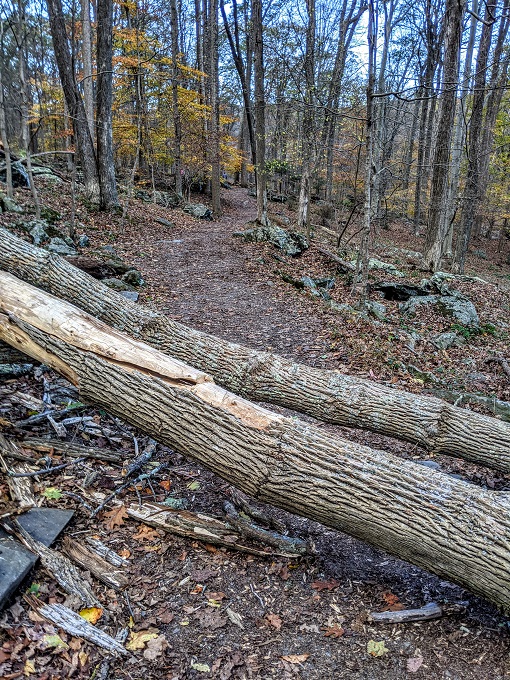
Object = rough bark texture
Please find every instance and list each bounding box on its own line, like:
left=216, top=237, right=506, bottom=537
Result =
left=96, top=0, right=118, bottom=209
left=1, top=227, right=509, bottom=474
left=1, top=272, right=509, bottom=612
left=46, top=0, right=100, bottom=200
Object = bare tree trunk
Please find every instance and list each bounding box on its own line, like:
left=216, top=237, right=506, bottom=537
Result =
left=0, top=21, right=13, bottom=198
left=46, top=0, right=99, bottom=201
left=441, top=0, right=478, bottom=257
left=297, top=0, right=316, bottom=236
left=453, top=0, right=496, bottom=273
left=208, top=0, right=221, bottom=216
left=81, top=0, right=94, bottom=139
left=2, top=226, right=510, bottom=474
left=170, top=0, right=183, bottom=196
left=422, top=0, right=466, bottom=271
left=1, top=271, right=510, bottom=612
left=96, top=0, right=118, bottom=209
left=252, top=0, right=268, bottom=225
left=16, top=0, right=40, bottom=218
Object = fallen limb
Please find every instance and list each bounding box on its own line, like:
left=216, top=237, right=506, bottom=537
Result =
left=1, top=228, right=509, bottom=473
left=18, top=436, right=122, bottom=463
left=62, top=536, right=128, bottom=590
left=369, top=602, right=443, bottom=623
left=127, top=503, right=307, bottom=558
left=0, top=434, right=36, bottom=509
left=1, top=273, right=509, bottom=611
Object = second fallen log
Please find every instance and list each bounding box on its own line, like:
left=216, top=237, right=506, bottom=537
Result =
left=0, top=271, right=509, bottom=611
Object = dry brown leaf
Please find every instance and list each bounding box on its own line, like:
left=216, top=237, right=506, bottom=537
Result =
left=143, top=634, right=168, bottom=660
left=265, top=613, right=282, bottom=630
left=195, top=608, right=227, bottom=630
left=132, top=524, right=160, bottom=542
left=102, top=504, right=128, bottom=531
left=322, top=624, right=345, bottom=638
left=281, top=653, right=310, bottom=664
left=126, top=628, right=159, bottom=651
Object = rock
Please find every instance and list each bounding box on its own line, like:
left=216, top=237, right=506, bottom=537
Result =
left=399, top=295, right=440, bottom=316
left=268, top=193, right=287, bottom=203
left=431, top=332, right=461, bottom=349
left=0, top=160, right=29, bottom=187
left=0, top=508, right=73, bottom=610
left=416, top=460, right=441, bottom=470
left=100, top=245, right=118, bottom=256
left=46, top=237, right=78, bottom=256
left=102, top=277, right=137, bottom=292
left=365, top=258, right=405, bottom=277
left=155, top=218, right=176, bottom=228
left=46, top=224, right=73, bottom=244
left=0, top=363, right=33, bottom=377
left=436, top=295, right=479, bottom=327
left=78, top=234, right=90, bottom=247
left=236, top=222, right=309, bottom=256
left=1, top=194, right=23, bottom=213
left=472, top=249, right=487, bottom=259
left=366, top=300, right=386, bottom=320
left=28, top=220, right=49, bottom=245
left=183, top=203, right=213, bottom=220
left=30, top=165, right=57, bottom=176
left=40, top=205, right=61, bottom=224
left=371, top=281, right=429, bottom=301
left=119, top=290, right=139, bottom=302
left=122, top=269, right=144, bottom=286
left=399, top=293, right=479, bottom=327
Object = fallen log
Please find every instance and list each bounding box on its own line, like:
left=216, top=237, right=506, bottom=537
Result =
left=1, top=228, right=509, bottom=473
left=0, top=273, right=509, bottom=611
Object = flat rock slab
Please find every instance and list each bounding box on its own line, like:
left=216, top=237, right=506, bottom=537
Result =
left=0, top=508, right=74, bottom=609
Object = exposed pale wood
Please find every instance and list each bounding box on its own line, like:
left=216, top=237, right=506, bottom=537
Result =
left=1, top=228, right=509, bottom=473
left=37, top=602, right=128, bottom=655
left=14, top=519, right=99, bottom=606
left=0, top=434, right=36, bottom=509
left=127, top=503, right=302, bottom=558
left=84, top=537, right=129, bottom=566
left=369, top=602, right=443, bottom=623
left=1, top=276, right=509, bottom=611
left=62, top=536, right=128, bottom=589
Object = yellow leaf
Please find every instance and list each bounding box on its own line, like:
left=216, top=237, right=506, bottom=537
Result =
left=126, top=628, right=159, bottom=651
left=79, top=607, right=103, bottom=624
left=367, top=640, right=389, bottom=657
left=79, top=651, right=88, bottom=666
left=24, top=659, right=36, bottom=675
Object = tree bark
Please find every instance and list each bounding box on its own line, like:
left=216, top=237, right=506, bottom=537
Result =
left=46, top=0, right=100, bottom=201
left=252, top=0, right=268, bottom=225
left=81, top=0, right=94, bottom=140
left=1, top=227, right=510, bottom=474
left=170, top=0, right=183, bottom=197
left=422, top=0, right=466, bottom=271
left=1, top=271, right=510, bottom=612
left=96, top=0, right=118, bottom=209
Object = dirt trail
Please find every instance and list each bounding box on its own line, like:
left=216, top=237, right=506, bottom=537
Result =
left=131, top=189, right=329, bottom=361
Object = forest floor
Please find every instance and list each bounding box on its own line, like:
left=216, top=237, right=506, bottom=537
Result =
left=1, top=178, right=510, bottom=679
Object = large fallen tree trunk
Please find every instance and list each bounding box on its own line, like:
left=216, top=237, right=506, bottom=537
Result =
left=1, top=227, right=509, bottom=474
left=1, top=272, right=509, bottom=611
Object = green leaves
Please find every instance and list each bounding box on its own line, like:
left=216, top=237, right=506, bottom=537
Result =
left=42, top=487, right=63, bottom=500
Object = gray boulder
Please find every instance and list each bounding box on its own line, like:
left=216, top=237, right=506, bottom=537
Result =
left=1, top=194, right=23, bottom=213
left=236, top=222, right=309, bottom=257
left=183, top=203, right=212, bottom=220
left=366, top=300, right=387, bottom=320
left=122, top=269, right=144, bottom=286
left=431, top=332, right=461, bottom=350
left=46, top=237, right=78, bottom=256
left=102, top=278, right=137, bottom=292
left=400, top=292, right=479, bottom=327
left=29, top=221, right=49, bottom=246
left=77, top=234, right=90, bottom=247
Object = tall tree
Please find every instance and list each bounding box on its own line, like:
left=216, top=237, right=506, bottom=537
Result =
left=453, top=0, right=497, bottom=272
left=170, top=0, right=183, bottom=196
left=297, top=0, right=316, bottom=235
left=252, top=0, right=268, bottom=225
left=422, top=0, right=466, bottom=271
left=46, top=0, right=100, bottom=200
left=96, top=0, right=118, bottom=209
left=81, top=0, right=94, bottom=138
